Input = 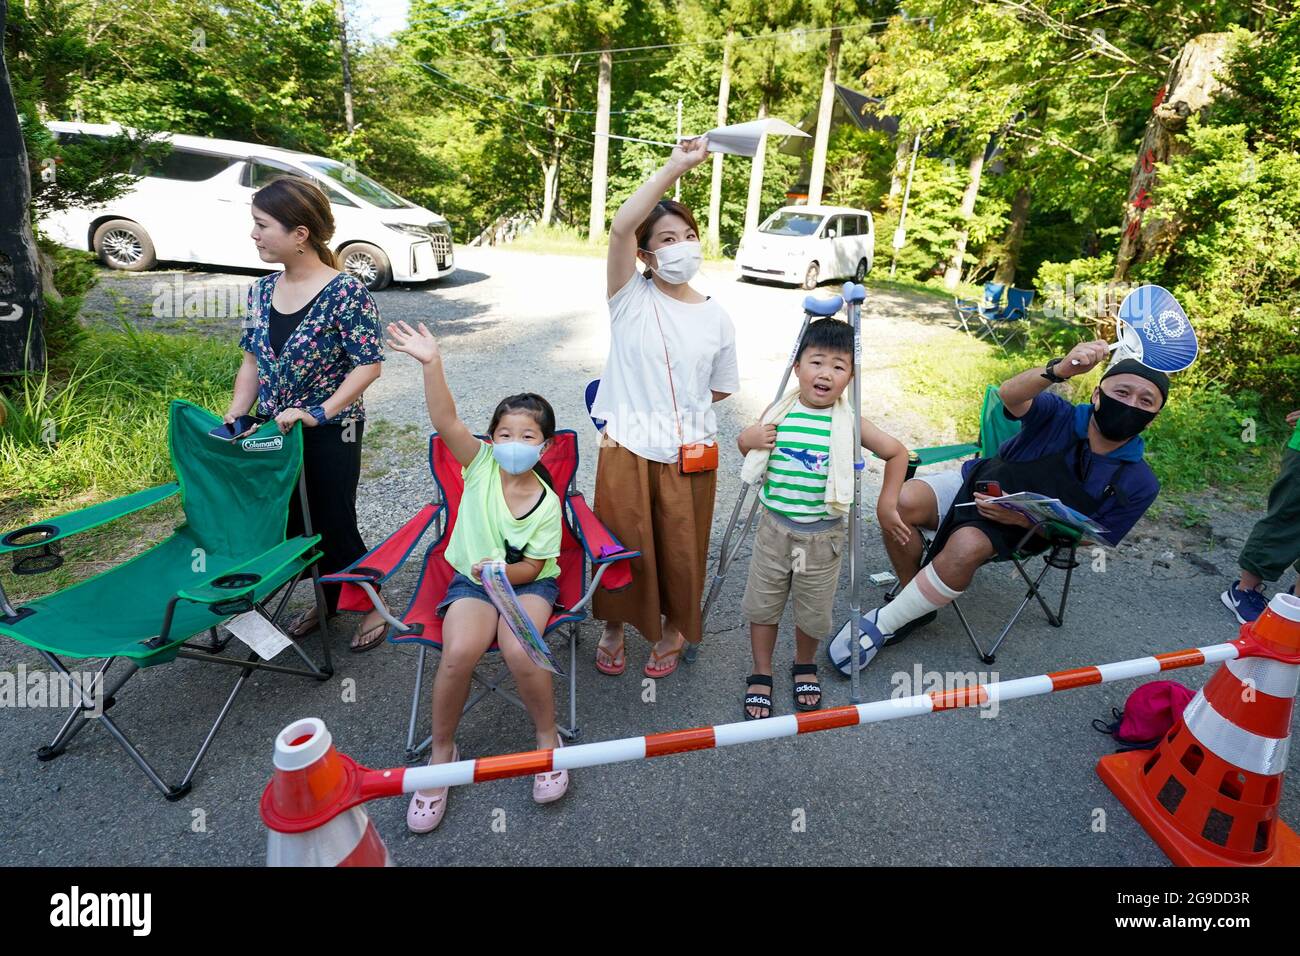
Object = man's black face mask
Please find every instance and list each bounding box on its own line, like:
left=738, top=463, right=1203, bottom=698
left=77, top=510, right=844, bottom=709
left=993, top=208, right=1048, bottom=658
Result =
left=1092, top=389, right=1157, bottom=441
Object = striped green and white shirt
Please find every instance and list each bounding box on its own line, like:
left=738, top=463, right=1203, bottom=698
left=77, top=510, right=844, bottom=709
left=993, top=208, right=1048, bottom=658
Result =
left=759, top=401, right=835, bottom=523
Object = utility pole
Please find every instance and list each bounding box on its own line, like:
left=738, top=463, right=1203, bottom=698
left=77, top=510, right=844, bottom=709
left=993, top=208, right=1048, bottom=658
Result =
left=335, top=0, right=355, bottom=132
left=743, top=100, right=768, bottom=236
left=587, top=47, right=612, bottom=242
left=674, top=98, right=683, bottom=201
left=806, top=25, right=841, bottom=206
left=705, top=27, right=733, bottom=255
left=890, top=131, right=921, bottom=278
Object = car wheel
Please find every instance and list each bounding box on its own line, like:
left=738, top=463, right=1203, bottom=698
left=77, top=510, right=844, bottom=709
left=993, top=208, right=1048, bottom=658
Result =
left=854, top=258, right=869, bottom=283
left=802, top=262, right=820, bottom=291
left=93, top=219, right=157, bottom=272
left=341, top=242, right=392, bottom=291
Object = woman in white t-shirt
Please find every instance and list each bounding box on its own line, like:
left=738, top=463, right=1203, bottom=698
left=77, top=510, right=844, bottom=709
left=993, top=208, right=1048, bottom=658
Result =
left=590, top=137, right=739, bottom=679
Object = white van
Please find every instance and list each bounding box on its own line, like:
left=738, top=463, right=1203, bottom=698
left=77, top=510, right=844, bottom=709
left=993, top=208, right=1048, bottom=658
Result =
left=40, top=122, right=454, bottom=290
left=735, top=205, right=874, bottom=290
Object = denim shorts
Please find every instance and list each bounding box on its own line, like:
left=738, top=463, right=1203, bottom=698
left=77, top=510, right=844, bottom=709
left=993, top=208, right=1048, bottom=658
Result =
left=437, top=572, right=561, bottom=617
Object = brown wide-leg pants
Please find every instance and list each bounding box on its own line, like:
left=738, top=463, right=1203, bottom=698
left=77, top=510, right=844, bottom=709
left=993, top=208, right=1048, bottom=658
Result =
left=591, top=435, right=717, bottom=645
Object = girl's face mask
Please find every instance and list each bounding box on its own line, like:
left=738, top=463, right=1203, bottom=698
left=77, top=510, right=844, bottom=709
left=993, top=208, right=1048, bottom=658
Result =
left=492, top=440, right=546, bottom=475
left=645, top=240, right=702, bottom=285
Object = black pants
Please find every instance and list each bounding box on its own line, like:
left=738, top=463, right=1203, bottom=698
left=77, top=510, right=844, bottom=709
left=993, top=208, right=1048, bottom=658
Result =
left=286, top=420, right=376, bottom=613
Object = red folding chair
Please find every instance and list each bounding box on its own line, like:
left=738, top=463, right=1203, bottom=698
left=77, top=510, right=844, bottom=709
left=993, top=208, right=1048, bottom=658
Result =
left=323, top=429, right=637, bottom=761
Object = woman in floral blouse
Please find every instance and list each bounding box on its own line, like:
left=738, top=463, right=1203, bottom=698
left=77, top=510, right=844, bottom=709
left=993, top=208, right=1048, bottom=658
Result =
left=225, top=176, right=389, bottom=651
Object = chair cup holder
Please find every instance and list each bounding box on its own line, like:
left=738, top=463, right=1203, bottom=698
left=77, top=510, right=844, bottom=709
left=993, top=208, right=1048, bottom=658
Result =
left=213, top=572, right=261, bottom=590
left=4, top=526, right=63, bottom=576
left=210, top=573, right=260, bottom=616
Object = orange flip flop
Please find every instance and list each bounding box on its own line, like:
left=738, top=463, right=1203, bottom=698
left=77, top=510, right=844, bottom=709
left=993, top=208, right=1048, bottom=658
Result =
left=643, top=643, right=684, bottom=679
left=595, top=640, right=625, bottom=676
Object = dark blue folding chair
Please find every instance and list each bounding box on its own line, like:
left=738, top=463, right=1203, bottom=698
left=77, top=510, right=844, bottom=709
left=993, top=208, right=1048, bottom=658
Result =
left=977, top=287, right=1036, bottom=350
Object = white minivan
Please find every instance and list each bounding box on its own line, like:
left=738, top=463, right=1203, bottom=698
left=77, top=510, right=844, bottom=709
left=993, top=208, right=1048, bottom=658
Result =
left=735, top=205, right=875, bottom=290
left=40, top=122, right=454, bottom=290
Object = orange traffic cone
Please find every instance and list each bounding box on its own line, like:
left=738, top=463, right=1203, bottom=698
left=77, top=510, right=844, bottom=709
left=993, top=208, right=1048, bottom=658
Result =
left=261, top=718, right=393, bottom=867
left=1098, top=593, right=1300, bottom=866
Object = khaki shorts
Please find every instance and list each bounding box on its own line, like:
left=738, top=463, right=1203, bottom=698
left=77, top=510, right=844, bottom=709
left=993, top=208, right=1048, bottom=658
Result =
left=740, top=509, right=846, bottom=640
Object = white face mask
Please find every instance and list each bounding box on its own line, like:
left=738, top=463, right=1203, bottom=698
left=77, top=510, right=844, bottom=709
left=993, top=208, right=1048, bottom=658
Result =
left=647, top=240, right=702, bottom=285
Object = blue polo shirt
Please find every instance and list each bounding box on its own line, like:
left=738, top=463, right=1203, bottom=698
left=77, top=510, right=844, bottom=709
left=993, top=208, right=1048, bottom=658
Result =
left=961, top=392, right=1160, bottom=546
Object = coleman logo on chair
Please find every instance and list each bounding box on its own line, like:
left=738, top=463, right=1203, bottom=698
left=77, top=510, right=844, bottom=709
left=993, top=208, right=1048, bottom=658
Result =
left=240, top=435, right=283, bottom=453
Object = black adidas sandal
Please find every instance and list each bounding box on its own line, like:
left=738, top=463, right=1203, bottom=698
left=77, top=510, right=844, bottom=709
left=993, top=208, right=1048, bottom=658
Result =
left=792, top=663, right=822, bottom=712
left=743, top=674, right=774, bottom=721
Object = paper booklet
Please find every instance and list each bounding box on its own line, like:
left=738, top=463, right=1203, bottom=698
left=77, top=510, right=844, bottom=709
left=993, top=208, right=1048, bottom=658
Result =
left=480, top=561, right=563, bottom=675
left=956, top=491, right=1110, bottom=546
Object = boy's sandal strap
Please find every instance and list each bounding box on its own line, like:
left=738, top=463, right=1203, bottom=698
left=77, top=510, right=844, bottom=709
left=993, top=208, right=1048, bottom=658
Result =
left=745, top=673, right=774, bottom=688
left=792, top=663, right=819, bottom=677
left=794, top=682, right=822, bottom=695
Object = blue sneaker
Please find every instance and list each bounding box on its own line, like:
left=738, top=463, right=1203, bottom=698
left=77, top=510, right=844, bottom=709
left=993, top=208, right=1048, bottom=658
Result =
left=1221, top=580, right=1268, bottom=624
left=827, top=609, right=892, bottom=676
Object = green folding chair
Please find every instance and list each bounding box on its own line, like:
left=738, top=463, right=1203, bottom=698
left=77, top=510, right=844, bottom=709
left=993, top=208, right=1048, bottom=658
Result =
left=0, top=399, right=332, bottom=800
left=902, top=384, right=1021, bottom=479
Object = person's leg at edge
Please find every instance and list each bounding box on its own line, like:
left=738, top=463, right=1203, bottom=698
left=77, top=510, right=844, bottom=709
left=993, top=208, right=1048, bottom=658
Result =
left=875, top=526, right=994, bottom=637
left=1226, top=448, right=1300, bottom=621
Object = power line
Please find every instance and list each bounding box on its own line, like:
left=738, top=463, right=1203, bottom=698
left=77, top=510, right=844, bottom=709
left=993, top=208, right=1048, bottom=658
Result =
left=405, top=57, right=601, bottom=152
left=416, top=61, right=676, bottom=115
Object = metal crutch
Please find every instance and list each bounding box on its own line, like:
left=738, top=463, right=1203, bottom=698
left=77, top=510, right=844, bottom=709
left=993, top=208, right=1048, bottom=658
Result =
left=692, top=292, right=846, bottom=663
left=841, top=281, right=868, bottom=705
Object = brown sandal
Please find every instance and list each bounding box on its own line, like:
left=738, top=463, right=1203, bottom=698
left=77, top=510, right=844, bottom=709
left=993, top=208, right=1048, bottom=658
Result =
left=350, top=619, right=388, bottom=653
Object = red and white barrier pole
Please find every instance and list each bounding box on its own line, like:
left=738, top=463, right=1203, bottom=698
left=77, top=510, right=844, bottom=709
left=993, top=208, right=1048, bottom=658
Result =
left=263, top=639, right=1243, bottom=845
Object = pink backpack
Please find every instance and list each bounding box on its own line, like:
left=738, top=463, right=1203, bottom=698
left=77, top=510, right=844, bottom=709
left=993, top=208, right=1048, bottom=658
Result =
left=1092, top=680, right=1195, bottom=751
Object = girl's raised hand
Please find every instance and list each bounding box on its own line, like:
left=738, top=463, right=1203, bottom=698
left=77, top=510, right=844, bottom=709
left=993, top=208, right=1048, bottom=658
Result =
left=385, top=320, right=441, bottom=365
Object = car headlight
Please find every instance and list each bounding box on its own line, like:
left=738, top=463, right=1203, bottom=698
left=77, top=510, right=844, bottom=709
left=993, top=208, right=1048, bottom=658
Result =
left=384, top=222, right=428, bottom=237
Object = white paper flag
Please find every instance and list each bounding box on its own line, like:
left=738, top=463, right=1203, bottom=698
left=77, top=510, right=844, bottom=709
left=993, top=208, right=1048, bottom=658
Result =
left=701, top=118, right=810, bottom=157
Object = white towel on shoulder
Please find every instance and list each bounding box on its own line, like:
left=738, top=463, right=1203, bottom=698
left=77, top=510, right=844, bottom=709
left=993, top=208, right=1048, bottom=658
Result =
left=739, top=386, right=857, bottom=516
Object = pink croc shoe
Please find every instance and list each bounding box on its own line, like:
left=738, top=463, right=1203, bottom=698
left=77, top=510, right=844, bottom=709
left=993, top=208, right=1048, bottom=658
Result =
left=407, top=745, right=459, bottom=833
left=532, top=735, right=569, bottom=804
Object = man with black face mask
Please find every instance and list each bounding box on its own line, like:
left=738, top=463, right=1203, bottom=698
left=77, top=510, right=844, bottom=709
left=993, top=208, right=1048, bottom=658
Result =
left=850, top=340, right=1166, bottom=664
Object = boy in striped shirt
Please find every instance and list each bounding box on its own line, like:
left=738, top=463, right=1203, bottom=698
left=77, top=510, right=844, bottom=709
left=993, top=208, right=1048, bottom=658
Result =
left=736, top=319, right=911, bottom=719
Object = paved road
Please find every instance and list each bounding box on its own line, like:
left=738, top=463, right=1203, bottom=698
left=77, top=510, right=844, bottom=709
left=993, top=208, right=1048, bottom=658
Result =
left=2, top=248, right=1290, bottom=866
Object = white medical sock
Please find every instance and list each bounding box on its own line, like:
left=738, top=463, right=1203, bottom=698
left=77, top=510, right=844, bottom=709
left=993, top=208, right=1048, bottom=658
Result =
left=875, top=564, right=963, bottom=634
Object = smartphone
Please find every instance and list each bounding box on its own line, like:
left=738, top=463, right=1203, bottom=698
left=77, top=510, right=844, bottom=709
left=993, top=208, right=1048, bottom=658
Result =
left=209, top=415, right=266, bottom=441
left=974, top=480, right=1003, bottom=497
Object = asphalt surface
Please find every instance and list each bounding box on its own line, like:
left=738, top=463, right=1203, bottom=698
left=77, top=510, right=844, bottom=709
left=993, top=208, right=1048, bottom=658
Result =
left=2, top=248, right=1293, bottom=866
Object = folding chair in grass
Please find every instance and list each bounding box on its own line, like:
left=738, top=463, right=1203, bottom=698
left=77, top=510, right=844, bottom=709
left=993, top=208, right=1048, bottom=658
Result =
left=0, top=399, right=332, bottom=800
left=976, top=287, right=1036, bottom=350
left=892, top=385, right=1082, bottom=663
left=952, top=281, right=1005, bottom=336
left=322, top=429, right=638, bottom=762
